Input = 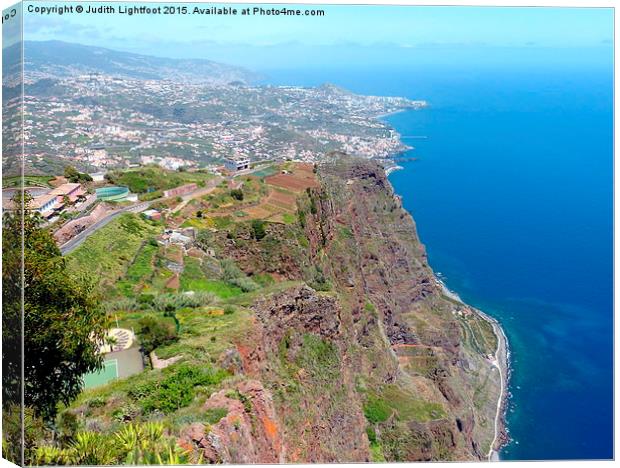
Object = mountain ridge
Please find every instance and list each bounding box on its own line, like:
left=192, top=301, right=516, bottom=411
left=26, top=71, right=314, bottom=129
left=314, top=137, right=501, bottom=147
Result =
left=15, top=40, right=261, bottom=84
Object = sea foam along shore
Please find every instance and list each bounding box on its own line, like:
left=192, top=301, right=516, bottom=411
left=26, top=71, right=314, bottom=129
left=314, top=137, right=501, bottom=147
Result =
left=439, top=279, right=510, bottom=462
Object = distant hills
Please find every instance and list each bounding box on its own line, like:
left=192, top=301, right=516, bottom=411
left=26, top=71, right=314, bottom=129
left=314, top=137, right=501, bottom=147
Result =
left=12, top=40, right=261, bottom=85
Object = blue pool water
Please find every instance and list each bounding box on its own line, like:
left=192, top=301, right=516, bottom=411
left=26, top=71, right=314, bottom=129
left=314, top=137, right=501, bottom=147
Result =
left=264, top=57, right=613, bottom=460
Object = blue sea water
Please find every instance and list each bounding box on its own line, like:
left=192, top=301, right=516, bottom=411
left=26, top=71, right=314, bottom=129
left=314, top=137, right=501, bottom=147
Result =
left=263, top=58, right=613, bottom=460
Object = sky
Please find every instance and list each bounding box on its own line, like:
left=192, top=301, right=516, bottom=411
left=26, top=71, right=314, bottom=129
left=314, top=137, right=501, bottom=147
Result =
left=9, top=2, right=615, bottom=69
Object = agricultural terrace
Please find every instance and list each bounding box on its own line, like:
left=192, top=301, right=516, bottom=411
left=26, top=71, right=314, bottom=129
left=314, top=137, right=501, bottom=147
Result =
left=173, top=162, right=318, bottom=229
left=62, top=184, right=314, bottom=437
left=2, top=175, right=55, bottom=189
left=57, top=160, right=331, bottom=446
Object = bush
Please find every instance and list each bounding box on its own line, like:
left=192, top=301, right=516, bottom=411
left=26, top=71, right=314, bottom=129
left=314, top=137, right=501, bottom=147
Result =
left=102, top=297, right=140, bottom=312
left=253, top=273, right=275, bottom=287
left=137, top=317, right=178, bottom=354
left=366, top=425, right=377, bottom=443
left=251, top=219, right=267, bottom=240
left=230, top=189, right=244, bottom=201
left=134, top=364, right=229, bottom=414
left=229, top=276, right=259, bottom=292
left=204, top=407, right=228, bottom=424
left=138, top=294, right=155, bottom=306
left=152, top=292, right=216, bottom=312
left=364, top=396, right=392, bottom=424
left=220, top=259, right=243, bottom=280
left=219, top=259, right=258, bottom=291
left=86, top=396, right=106, bottom=408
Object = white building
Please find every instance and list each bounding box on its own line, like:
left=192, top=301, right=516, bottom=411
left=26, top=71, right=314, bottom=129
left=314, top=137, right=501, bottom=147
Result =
left=224, top=156, right=250, bottom=172
left=89, top=172, right=106, bottom=182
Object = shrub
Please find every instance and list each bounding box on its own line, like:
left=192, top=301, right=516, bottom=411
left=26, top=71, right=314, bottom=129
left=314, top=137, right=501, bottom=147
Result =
left=219, top=259, right=258, bottom=291
left=223, top=305, right=236, bottom=315
left=56, top=411, right=79, bottom=446
left=229, top=276, right=259, bottom=292
left=253, top=273, right=275, bottom=287
left=33, top=422, right=189, bottom=465
left=250, top=219, right=267, bottom=240
left=204, top=407, right=228, bottom=424
left=135, top=364, right=229, bottom=414
left=230, top=189, right=244, bottom=201
left=86, top=396, right=106, bottom=408
left=103, top=297, right=140, bottom=313
left=137, top=317, right=178, bottom=354
left=363, top=395, right=392, bottom=424
left=366, top=425, right=377, bottom=443
left=138, top=294, right=155, bottom=306
left=152, top=292, right=216, bottom=312
left=220, top=259, right=243, bottom=280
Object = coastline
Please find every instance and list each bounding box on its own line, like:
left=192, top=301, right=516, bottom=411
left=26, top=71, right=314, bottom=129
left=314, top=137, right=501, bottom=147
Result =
left=383, top=157, right=510, bottom=461
left=376, top=103, right=509, bottom=461
left=438, top=279, right=510, bottom=462
left=374, top=108, right=407, bottom=120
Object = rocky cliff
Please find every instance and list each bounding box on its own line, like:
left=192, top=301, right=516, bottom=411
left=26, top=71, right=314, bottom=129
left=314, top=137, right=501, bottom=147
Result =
left=60, top=155, right=504, bottom=464
left=180, top=155, right=504, bottom=462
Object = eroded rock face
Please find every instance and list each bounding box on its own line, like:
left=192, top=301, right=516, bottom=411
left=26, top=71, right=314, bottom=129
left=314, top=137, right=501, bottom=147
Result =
left=252, top=285, right=341, bottom=351
left=246, top=285, right=370, bottom=463
left=178, top=157, right=501, bottom=463
left=178, top=380, right=283, bottom=464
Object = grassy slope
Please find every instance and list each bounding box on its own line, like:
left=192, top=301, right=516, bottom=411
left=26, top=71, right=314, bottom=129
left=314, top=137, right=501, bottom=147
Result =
left=107, top=166, right=212, bottom=193
left=66, top=213, right=160, bottom=293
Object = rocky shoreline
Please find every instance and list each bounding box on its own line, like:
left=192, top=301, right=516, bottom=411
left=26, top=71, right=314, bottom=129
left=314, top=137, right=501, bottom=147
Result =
left=440, top=280, right=510, bottom=461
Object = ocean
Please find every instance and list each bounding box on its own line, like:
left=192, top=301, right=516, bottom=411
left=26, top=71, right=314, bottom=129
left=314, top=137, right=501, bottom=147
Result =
left=263, top=57, right=614, bottom=460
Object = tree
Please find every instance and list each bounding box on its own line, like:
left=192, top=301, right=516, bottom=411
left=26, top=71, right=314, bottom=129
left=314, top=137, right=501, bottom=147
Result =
left=251, top=219, right=267, bottom=240
left=137, top=317, right=178, bottom=354
left=2, top=192, right=109, bottom=421
left=64, top=165, right=80, bottom=182
left=63, top=165, right=92, bottom=183
left=230, top=188, right=244, bottom=201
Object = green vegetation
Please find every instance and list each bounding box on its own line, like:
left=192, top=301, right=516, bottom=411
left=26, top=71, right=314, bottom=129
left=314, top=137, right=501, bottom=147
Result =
left=220, top=258, right=259, bottom=292
left=64, top=165, right=93, bottom=183
left=106, top=166, right=211, bottom=194
left=32, top=422, right=190, bottom=465
left=128, top=363, right=228, bottom=415
left=229, top=188, right=244, bottom=200
left=137, top=317, right=178, bottom=354
left=364, top=395, right=392, bottom=423
left=251, top=219, right=267, bottom=240
left=116, top=240, right=158, bottom=296
left=3, top=193, right=108, bottom=464
left=179, top=257, right=243, bottom=298
left=66, top=213, right=159, bottom=294
left=295, top=334, right=340, bottom=384
left=3, top=174, right=54, bottom=188
left=281, top=213, right=296, bottom=224
left=458, top=312, right=498, bottom=356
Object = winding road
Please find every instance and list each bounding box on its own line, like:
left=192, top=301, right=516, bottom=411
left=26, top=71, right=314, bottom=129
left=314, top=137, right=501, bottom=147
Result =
left=59, top=201, right=150, bottom=255
left=487, top=320, right=507, bottom=462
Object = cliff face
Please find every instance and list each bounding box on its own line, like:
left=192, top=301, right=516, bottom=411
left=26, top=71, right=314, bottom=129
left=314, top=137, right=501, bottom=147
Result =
left=202, top=155, right=503, bottom=462
left=63, top=156, right=502, bottom=464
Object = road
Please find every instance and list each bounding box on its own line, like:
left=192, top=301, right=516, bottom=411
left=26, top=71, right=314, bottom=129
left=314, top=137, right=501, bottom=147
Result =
left=60, top=176, right=224, bottom=255
left=59, top=202, right=150, bottom=255
left=487, top=319, right=508, bottom=462
left=168, top=177, right=222, bottom=213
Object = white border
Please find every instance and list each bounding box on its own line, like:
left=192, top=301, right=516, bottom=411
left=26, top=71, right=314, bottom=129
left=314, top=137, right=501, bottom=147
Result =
left=0, top=1, right=615, bottom=467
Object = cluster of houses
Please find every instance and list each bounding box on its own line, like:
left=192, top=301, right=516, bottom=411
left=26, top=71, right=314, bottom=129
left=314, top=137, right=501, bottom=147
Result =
left=31, top=183, right=86, bottom=219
